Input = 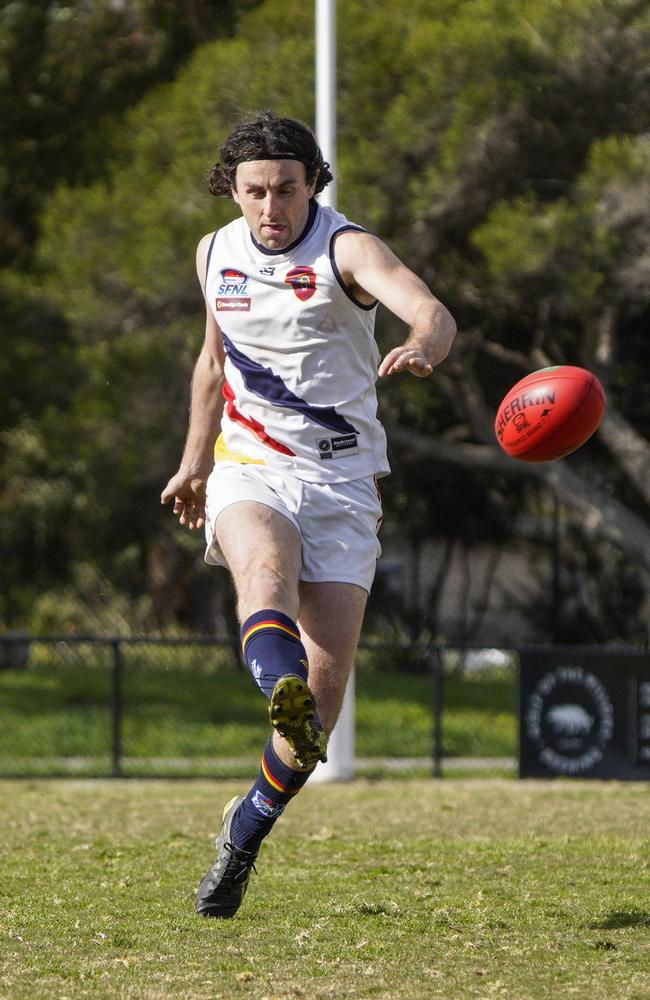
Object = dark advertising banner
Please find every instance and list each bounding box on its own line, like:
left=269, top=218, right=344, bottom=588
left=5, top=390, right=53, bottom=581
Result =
left=519, top=652, right=650, bottom=779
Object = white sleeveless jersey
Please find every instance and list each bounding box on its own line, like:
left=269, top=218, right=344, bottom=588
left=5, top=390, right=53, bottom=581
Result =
left=205, top=201, right=390, bottom=484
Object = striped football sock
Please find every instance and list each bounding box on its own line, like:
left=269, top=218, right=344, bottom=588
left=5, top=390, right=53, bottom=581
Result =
left=231, top=736, right=315, bottom=852
left=240, top=609, right=309, bottom=699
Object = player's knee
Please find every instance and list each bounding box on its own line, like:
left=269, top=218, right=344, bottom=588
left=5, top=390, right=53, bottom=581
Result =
left=235, top=564, right=299, bottom=619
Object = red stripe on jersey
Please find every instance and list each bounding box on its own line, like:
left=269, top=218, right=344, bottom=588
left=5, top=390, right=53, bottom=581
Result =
left=222, top=381, right=296, bottom=456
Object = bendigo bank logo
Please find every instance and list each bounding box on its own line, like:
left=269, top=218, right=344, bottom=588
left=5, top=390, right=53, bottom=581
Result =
left=217, top=267, right=250, bottom=311
left=285, top=266, right=317, bottom=302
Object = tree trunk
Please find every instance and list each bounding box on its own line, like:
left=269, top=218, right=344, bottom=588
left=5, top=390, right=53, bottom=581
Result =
left=597, top=405, right=650, bottom=507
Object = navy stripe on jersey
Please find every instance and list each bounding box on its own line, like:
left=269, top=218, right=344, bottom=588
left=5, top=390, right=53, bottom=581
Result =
left=221, top=330, right=358, bottom=435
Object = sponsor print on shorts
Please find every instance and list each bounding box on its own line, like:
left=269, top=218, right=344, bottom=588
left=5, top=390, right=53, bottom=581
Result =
left=317, top=434, right=359, bottom=460
left=216, top=267, right=251, bottom=311
left=252, top=790, right=285, bottom=818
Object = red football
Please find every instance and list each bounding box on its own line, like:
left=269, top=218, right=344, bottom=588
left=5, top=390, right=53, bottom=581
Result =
left=495, top=365, right=606, bottom=462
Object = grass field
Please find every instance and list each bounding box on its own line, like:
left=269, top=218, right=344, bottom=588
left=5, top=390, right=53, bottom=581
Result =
left=0, top=656, right=516, bottom=776
left=1, top=778, right=649, bottom=999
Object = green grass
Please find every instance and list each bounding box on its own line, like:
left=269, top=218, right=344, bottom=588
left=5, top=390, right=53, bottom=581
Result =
left=1, top=779, right=649, bottom=998
left=441, top=669, right=516, bottom=757
left=0, top=655, right=516, bottom=776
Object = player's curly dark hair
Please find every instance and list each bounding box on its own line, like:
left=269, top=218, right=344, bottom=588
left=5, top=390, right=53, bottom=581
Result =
left=208, top=110, right=333, bottom=198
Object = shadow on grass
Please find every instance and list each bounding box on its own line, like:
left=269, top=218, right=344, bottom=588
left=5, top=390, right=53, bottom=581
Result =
left=592, top=909, right=650, bottom=929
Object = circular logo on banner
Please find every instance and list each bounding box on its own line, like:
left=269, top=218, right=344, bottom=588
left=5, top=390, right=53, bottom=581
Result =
left=524, top=666, right=614, bottom=775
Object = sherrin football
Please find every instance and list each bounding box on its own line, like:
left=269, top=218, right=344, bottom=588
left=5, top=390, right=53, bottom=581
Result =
left=495, top=365, right=606, bottom=462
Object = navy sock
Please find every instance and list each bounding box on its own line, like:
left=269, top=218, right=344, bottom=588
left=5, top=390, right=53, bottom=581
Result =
left=240, top=609, right=309, bottom=699
left=231, top=737, right=315, bottom=853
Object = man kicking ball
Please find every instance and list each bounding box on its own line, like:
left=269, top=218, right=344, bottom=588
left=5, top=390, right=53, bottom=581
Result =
left=161, top=110, right=456, bottom=918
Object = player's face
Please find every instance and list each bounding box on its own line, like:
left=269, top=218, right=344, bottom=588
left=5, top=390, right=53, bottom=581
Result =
left=232, top=160, right=317, bottom=250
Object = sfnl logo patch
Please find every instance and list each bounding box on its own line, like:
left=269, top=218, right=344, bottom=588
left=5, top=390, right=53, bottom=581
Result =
left=217, top=267, right=251, bottom=312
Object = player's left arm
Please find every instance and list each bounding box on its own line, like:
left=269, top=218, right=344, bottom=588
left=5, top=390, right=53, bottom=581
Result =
left=334, top=230, right=457, bottom=377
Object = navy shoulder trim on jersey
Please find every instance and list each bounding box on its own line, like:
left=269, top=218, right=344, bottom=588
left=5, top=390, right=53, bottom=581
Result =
left=205, top=231, right=218, bottom=289
left=329, top=226, right=379, bottom=311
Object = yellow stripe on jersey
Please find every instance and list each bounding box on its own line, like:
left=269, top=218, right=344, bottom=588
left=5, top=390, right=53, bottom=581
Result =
left=214, top=433, right=265, bottom=465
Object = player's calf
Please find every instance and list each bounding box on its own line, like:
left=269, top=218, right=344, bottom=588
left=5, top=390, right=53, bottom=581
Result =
left=240, top=608, right=310, bottom=698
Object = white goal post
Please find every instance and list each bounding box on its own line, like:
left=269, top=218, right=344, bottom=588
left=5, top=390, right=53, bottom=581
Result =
left=311, top=0, right=356, bottom=782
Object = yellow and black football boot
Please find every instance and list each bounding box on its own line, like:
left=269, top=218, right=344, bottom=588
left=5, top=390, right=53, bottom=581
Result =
left=268, top=674, right=328, bottom=768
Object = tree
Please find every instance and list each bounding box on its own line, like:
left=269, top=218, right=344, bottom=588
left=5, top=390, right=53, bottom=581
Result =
left=0, top=0, right=262, bottom=629
left=358, top=0, right=650, bottom=641
left=3, top=0, right=649, bottom=640
left=0, top=0, right=262, bottom=266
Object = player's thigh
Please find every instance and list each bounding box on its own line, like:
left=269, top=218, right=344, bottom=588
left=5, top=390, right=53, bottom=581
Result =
left=216, top=501, right=302, bottom=615
left=297, top=580, right=367, bottom=732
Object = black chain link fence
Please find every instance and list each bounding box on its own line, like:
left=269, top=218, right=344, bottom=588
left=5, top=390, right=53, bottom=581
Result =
left=1, top=635, right=643, bottom=779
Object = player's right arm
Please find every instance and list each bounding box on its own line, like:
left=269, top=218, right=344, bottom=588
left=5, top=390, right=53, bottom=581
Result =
left=334, top=230, right=456, bottom=377
left=160, top=233, right=225, bottom=531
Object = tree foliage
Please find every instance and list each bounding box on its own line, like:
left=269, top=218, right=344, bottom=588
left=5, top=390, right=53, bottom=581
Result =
left=2, top=0, right=650, bottom=639
left=0, top=0, right=261, bottom=266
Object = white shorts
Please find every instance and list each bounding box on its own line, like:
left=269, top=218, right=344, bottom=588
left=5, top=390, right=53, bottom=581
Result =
left=204, top=462, right=383, bottom=593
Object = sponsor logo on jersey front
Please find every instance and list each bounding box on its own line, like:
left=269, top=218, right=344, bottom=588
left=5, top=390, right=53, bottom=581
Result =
left=317, top=433, right=359, bottom=459
left=285, top=265, right=317, bottom=301
left=219, top=268, right=249, bottom=294
left=216, top=298, right=251, bottom=311
left=217, top=267, right=251, bottom=311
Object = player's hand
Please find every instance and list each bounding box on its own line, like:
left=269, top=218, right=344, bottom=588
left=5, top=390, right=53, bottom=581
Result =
left=378, top=346, right=434, bottom=378
left=161, top=472, right=208, bottom=531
